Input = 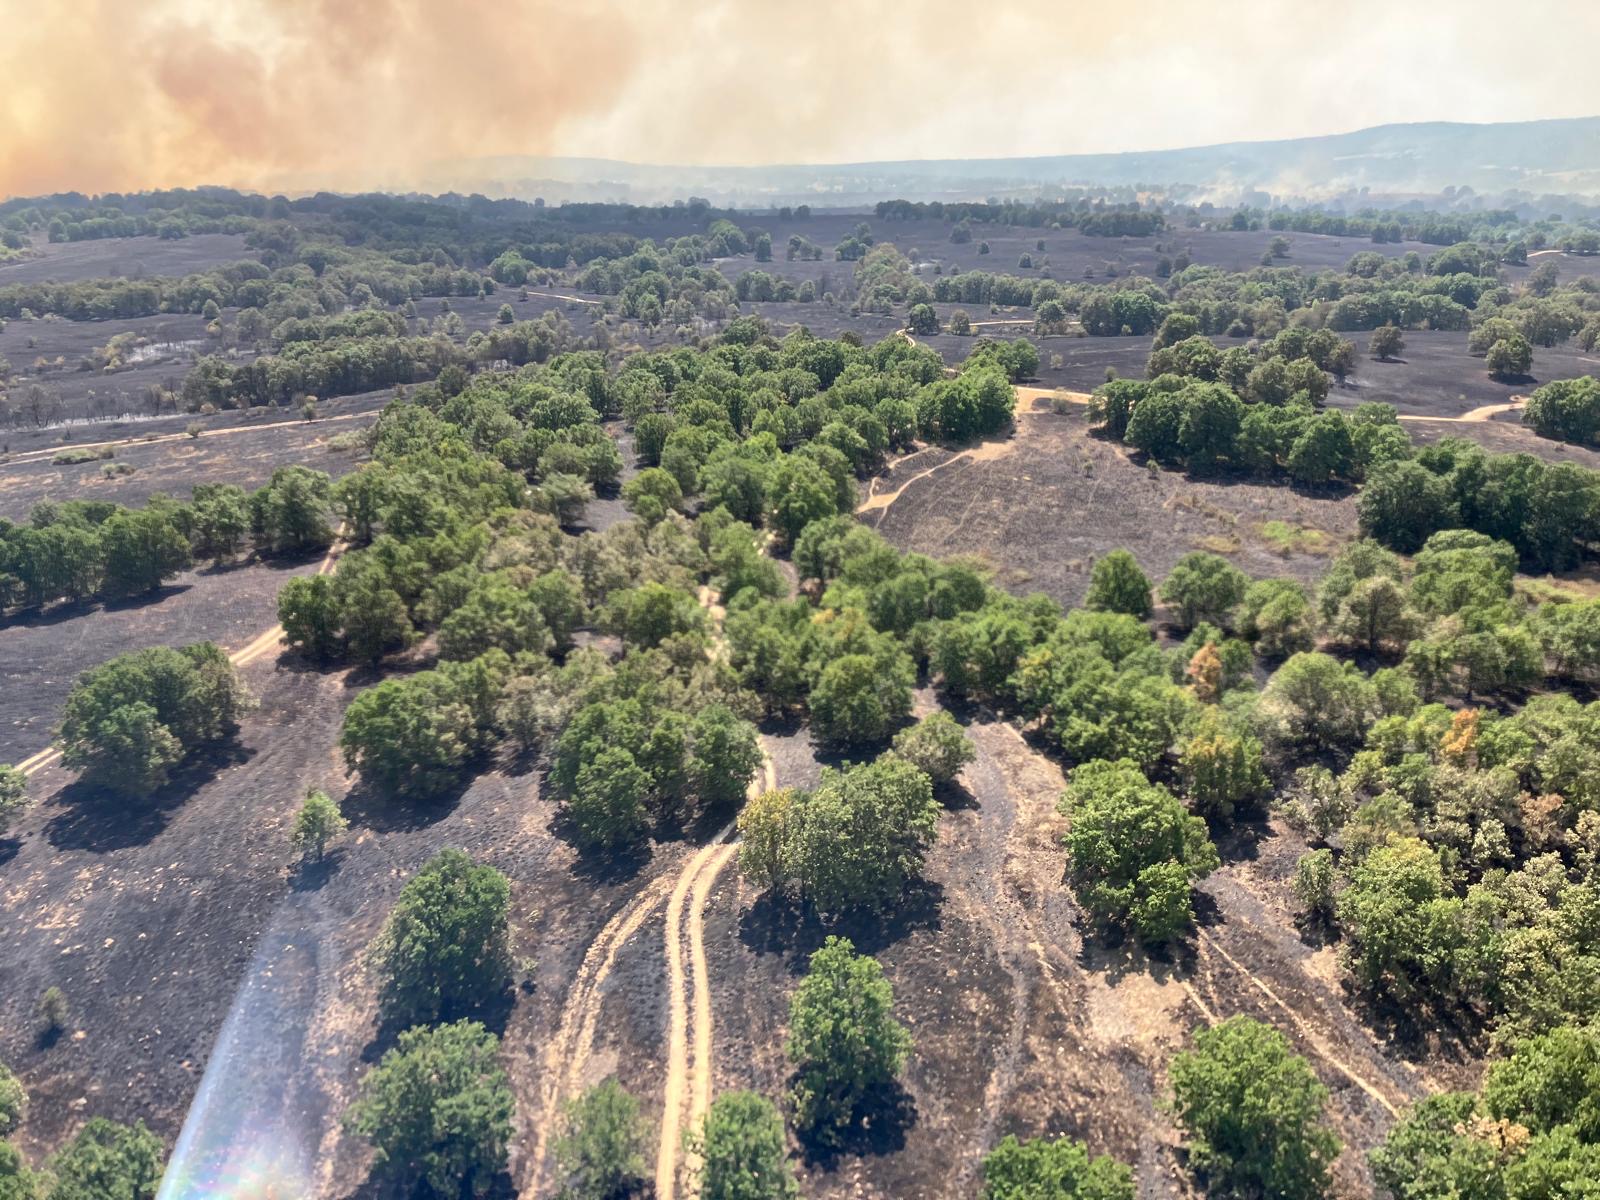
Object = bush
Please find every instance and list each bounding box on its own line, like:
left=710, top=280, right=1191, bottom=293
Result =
left=787, top=936, right=912, bottom=1144
left=1168, top=1016, right=1339, bottom=1200
left=0, top=766, right=26, bottom=835
left=34, top=987, right=68, bottom=1042
left=56, top=643, right=250, bottom=797
left=980, top=1134, right=1135, bottom=1200
left=554, top=1079, right=647, bottom=1200
left=0, top=1061, right=23, bottom=1135
left=1060, top=759, right=1218, bottom=942
left=344, top=1020, right=512, bottom=1197
left=375, top=849, right=511, bottom=1025
left=690, top=1091, right=798, bottom=1200
left=45, top=1117, right=165, bottom=1200
left=1084, top=550, right=1152, bottom=619
left=290, top=789, right=347, bottom=862
left=890, top=711, right=975, bottom=785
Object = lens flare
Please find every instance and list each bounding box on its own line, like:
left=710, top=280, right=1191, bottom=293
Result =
left=156, top=924, right=321, bottom=1200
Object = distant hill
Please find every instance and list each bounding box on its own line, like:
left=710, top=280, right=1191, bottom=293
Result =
left=431, top=117, right=1600, bottom=207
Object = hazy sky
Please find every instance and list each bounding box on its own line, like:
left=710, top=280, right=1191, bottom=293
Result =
left=2, top=0, right=1597, bottom=198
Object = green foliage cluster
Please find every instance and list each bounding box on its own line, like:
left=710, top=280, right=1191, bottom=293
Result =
left=56, top=642, right=250, bottom=797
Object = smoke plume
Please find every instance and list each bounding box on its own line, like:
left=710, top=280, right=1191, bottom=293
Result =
left=0, top=0, right=634, bottom=199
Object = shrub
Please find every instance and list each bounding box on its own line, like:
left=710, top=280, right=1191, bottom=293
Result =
left=345, top=1020, right=512, bottom=1197
left=375, top=849, right=511, bottom=1025
left=980, top=1134, right=1135, bottom=1200
left=1168, top=1017, right=1339, bottom=1200
left=554, top=1079, right=647, bottom=1200
left=890, top=711, right=975, bottom=785
left=787, top=936, right=912, bottom=1144
left=56, top=643, right=250, bottom=797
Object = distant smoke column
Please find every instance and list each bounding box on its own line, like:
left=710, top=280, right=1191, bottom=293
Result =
left=156, top=924, right=321, bottom=1200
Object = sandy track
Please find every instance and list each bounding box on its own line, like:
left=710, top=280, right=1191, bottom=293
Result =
left=15, top=531, right=345, bottom=779
left=1397, top=396, right=1526, bottom=425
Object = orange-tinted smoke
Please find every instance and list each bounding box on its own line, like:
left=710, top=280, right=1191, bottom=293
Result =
left=0, top=0, right=634, bottom=199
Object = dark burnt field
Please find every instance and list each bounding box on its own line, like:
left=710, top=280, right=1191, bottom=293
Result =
left=0, top=218, right=1594, bottom=1200
left=0, top=233, right=255, bottom=286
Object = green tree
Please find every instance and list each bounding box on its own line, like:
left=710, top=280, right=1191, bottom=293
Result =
left=0, top=1061, right=23, bottom=1135
left=1259, top=651, right=1374, bottom=749
left=339, top=671, right=477, bottom=798
left=345, top=1020, right=512, bottom=1198
left=890, top=711, right=975, bottom=785
left=690, top=1091, right=798, bottom=1200
left=1179, top=712, right=1267, bottom=822
left=277, top=574, right=342, bottom=661
left=337, top=565, right=413, bottom=666
left=621, top=467, right=684, bottom=524
left=787, top=936, right=912, bottom=1144
left=290, top=789, right=347, bottom=862
left=1524, top=376, right=1600, bottom=444
left=0, top=1143, right=36, bottom=1200
left=906, top=303, right=940, bottom=335
left=1085, top=550, right=1152, bottom=619
left=375, top=849, right=511, bottom=1025
left=98, top=508, right=191, bottom=600
left=56, top=643, right=249, bottom=797
left=1370, top=324, right=1405, bottom=361
left=766, top=756, right=940, bottom=914
left=0, top=766, right=26, bottom=836
left=1293, top=849, right=1338, bottom=923
left=1060, top=758, right=1218, bottom=942
left=809, top=652, right=913, bottom=748
left=1160, top=552, right=1247, bottom=631
left=570, top=746, right=651, bottom=849
left=1169, top=1017, right=1339, bottom=1200
left=1486, top=334, right=1533, bottom=381
left=44, top=1117, right=164, bottom=1200
left=1358, top=460, right=1456, bottom=553
left=688, top=705, right=763, bottom=808
left=1337, top=837, right=1461, bottom=1003
left=554, top=1079, right=647, bottom=1200
left=980, top=1134, right=1135, bottom=1200
left=250, top=465, right=335, bottom=555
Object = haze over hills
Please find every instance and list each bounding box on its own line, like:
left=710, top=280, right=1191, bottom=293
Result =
left=425, top=116, right=1600, bottom=208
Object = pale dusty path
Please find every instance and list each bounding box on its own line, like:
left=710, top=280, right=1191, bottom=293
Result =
left=2, top=406, right=384, bottom=467
left=1397, top=396, right=1526, bottom=425
left=15, top=531, right=346, bottom=779
left=654, top=576, right=779, bottom=1200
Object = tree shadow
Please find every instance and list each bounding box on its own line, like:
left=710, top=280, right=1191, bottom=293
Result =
left=1075, top=913, right=1200, bottom=988
left=360, top=982, right=517, bottom=1067
left=344, top=1166, right=520, bottom=1200
left=289, top=848, right=347, bottom=892
left=0, top=582, right=191, bottom=631
left=794, top=1078, right=918, bottom=1167
left=737, top=880, right=945, bottom=969
left=1210, top=810, right=1269, bottom=866
left=43, top=739, right=253, bottom=853
left=341, top=775, right=470, bottom=835
left=0, top=836, right=19, bottom=868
